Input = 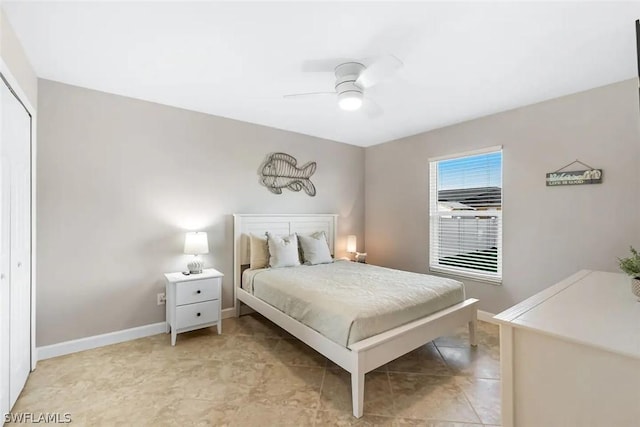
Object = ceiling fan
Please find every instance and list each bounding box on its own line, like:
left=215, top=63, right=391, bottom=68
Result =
left=284, top=55, right=403, bottom=116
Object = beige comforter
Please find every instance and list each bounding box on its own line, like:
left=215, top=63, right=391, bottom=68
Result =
left=242, top=261, right=465, bottom=347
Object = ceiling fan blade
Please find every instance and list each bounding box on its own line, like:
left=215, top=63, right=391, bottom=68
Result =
left=301, top=58, right=353, bottom=72
left=362, top=97, right=383, bottom=118
left=283, top=92, right=335, bottom=100
left=355, top=54, right=403, bottom=89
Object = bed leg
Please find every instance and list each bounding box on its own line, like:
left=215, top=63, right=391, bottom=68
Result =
left=351, top=371, right=364, bottom=418
left=235, top=301, right=241, bottom=318
left=469, top=319, right=478, bottom=347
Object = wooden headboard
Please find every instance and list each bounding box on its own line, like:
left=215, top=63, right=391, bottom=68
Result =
left=232, top=214, right=338, bottom=307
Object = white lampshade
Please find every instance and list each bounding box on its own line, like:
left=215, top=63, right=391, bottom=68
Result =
left=184, top=232, right=209, bottom=255
left=338, top=92, right=363, bottom=111
left=346, top=235, right=357, bottom=253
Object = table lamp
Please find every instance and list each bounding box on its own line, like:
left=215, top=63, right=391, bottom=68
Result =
left=347, top=235, right=357, bottom=260
left=184, top=231, right=209, bottom=274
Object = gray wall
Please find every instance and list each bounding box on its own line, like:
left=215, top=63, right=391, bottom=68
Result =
left=365, top=79, right=640, bottom=314
left=0, top=9, right=37, bottom=107
left=38, top=76, right=640, bottom=344
left=37, top=79, right=365, bottom=346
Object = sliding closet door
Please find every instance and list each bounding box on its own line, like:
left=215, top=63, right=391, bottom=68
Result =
left=8, top=80, right=30, bottom=408
left=0, top=78, right=10, bottom=417
left=0, top=76, right=32, bottom=412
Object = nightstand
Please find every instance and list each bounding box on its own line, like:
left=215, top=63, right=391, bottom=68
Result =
left=164, top=268, right=224, bottom=346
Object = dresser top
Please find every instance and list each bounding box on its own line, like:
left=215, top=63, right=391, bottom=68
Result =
left=495, top=270, right=640, bottom=360
left=164, top=268, right=224, bottom=283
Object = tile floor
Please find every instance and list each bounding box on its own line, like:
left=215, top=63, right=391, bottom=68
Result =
left=13, top=314, right=501, bottom=426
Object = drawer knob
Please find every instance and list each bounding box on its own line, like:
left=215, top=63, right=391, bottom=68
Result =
left=196, top=312, right=201, bottom=317
left=196, top=290, right=201, bottom=294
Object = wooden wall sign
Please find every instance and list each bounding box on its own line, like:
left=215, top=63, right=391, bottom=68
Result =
left=546, top=169, right=603, bottom=186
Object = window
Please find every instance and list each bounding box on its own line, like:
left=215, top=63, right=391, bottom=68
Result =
left=429, top=147, right=503, bottom=283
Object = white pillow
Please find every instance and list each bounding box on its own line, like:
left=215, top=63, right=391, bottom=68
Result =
left=249, top=233, right=269, bottom=269
left=298, top=231, right=333, bottom=265
left=267, top=233, right=301, bottom=268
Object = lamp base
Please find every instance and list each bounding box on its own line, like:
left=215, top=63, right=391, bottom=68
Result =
left=187, top=256, right=204, bottom=274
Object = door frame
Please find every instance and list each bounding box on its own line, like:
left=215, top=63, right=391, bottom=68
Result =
left=0, top=58, right=37, bottom=372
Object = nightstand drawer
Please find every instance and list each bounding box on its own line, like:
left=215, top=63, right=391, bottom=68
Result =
left=175, top=300, right=219, bottom=329
left=175, top=278, right=219, bottom=305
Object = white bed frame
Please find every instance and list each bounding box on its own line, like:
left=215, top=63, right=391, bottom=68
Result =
left=233, top=214, right=478, bottom=418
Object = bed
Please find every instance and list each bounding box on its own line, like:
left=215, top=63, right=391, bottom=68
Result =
left=233, top=214, right=478, bottom=418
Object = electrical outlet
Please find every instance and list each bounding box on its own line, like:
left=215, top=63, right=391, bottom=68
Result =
left=157, top=293, right=166, bottom=305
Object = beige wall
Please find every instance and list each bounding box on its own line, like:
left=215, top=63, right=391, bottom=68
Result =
left=0, top=8, right=37, bottom=107
left=365, top=79, right=640, bottom=314
left=37, top=76, right=640, bottom=344
left=37, top=79, right=365, bottom=346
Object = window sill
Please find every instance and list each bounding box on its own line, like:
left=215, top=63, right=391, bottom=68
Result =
left=429, top=266, right=502, bottom=285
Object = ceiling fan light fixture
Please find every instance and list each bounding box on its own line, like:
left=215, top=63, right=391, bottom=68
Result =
left=338, top=91, right=363, bottom=111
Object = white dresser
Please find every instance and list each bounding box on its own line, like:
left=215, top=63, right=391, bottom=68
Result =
left=495, top=270, right=640, bottom=427
left=164, top=268, right=224, bottom=346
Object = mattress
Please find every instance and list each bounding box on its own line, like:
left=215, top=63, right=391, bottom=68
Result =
left=242, top=261, right=465, bottom=347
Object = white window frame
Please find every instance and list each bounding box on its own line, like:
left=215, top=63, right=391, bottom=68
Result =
left=429, top=146, right=503, bottom=284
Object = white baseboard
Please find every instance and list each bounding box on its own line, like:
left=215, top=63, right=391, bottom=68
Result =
left=37, top=322, right=167, bottom=361
left=478, top=310, right=498, bottom=324
left=38, top=309, right=238, bottom=361
left=37, top=308, right=496, bottom=361
left=221, top=307, right=236, bottom=319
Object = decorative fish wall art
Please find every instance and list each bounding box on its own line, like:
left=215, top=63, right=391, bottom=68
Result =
left=259, top=152, right=317, bottom=196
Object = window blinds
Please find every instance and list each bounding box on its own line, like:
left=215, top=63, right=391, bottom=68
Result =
left=429, top=149, right=503, bottom=283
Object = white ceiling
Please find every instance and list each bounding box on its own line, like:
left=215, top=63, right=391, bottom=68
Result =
left=4, top=1, right=640, bottom=147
